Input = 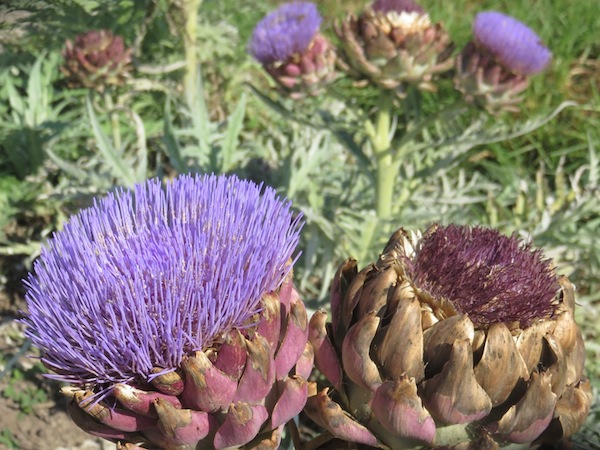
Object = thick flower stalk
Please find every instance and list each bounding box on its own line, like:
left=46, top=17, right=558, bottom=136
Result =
left=335, top=0, right=453, bottom=92
left=307, top=224, right=590, bottom=449
left=454, top=12, right=552, bottom=113
left=61, top=29, right=132, bottom=91
left=22, top=174, right=311, bottom=449
left=249, top=1, right=337, bottom=99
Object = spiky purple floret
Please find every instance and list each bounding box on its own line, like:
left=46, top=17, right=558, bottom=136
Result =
left=473, top=11, right=551, bottom=75
left=249, top=1, right=322, bottom=65
left=407, top=225, right=559, bottom=328
left=371, top=0, right=425, bottom=14
left=22, top=174, right=303, bottom=389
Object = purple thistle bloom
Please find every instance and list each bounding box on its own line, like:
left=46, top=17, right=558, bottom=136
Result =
left=473, top=11, right=551, bottom=75
left=407, top=224, right=559, bottom=327
left=22, top=174, right=303, bottom=391
left=371, top=0, right=425, bottom=14
left=249, top=1, right=322, bottom=65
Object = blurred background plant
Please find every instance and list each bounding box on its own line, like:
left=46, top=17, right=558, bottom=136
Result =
left=0, top=0, right=598, bottom=448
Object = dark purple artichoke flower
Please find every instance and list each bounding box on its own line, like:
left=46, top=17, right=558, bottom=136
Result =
left=23, top=174, right=311, bottom=449
left=407, top=224, right=559, bottom=328
left=334, top=0, right=454, bottom=93
left=307, top=224, right=590, bottom=449
left=455, top=11, right=552, bottom=113
left=249, top=1, right=336, bottom=98
left=61, top=29, right=132, bottom=91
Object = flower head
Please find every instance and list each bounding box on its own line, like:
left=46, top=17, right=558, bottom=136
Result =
left=473, top=11, right=551, bottom=75
left=249, top=2, right=336, bottom=98
left=306, top=225, right=590, bottom=449
left=23, top=174, right=303, bottom=390
left=407, top=224, right=559, bottom=328
left=454, top=12, right=551, bottom=113
left=249, top=1, right=322, bottom=65
left=61, top=29, right=132, bottom=90
left=334, top=0, right=453, bottom=92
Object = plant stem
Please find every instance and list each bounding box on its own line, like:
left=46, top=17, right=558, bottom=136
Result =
left=370, top=96, right=395, bottom=219
left=182, top=0, right=203, bottom=106
left=104, top=91, right=122, bottom=151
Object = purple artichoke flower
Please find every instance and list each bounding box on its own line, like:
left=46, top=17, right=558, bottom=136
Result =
left=23, top=174, right=311, bottom=449
left=249, top=1, right=322, bottom=65
left=249, top=2, right=336, bottom=98
left=473, top=11, right=551, bottom=76
left=454, top=11, right=552, bottom=113
left=407, top=224, right=559, bottom=328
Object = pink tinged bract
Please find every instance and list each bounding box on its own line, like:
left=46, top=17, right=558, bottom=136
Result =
left=181, top=352, right=237, bottom=413
left=371, top=378, right=436, bottom=445
left=271, top=375, right=309, bottom=428
left=274, top=298, right=309, bottom=378
left=314, top=388, right=380, bottom=447
left=113, top=383, right=182, bottom=418
left=309, top=310, right=343, bottom=389
left=233, top=333, right=276, bottom=404
left=214, top=328, right=247, bottom=379
left=154, top=398, right=211, bottom=446
left=213, top=403, right=269, bottom=449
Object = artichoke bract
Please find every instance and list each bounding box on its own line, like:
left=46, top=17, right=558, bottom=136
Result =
left=249, top=1, right=337, bottom=99
left=334, top=0, right=453, bottom=93
left=22, top=174, right=310, bottom=449
left=307, top=225, right=591, bottom=449
left=61, top=29, right=132, bottom=91
left=454, top=12, right=552, bottom=113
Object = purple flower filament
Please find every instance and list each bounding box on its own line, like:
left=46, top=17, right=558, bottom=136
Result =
left=249, top=1, right=322, bottom=65
left=473, top=11, right=551, bottom=75
left=23, top=174, right=303, bottom=391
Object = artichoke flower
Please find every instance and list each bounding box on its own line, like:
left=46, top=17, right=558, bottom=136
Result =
left=249, top=1, right=337, bottom=99
left=307, top=225, right=591, bottom=449
left=454, top=12, right=552, bottom=114
left=22, top=174, right=311, bottom=449
left=334, top=0, right=454, bottom=92
left=61, top=29, right=132, bottom=91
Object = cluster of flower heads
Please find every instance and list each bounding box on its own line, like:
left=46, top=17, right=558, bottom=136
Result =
left=22, top=174, right=591, bottom=448
left=23, top=174, right=303, bottom=389
left=249, top=0, right=552, bottom=111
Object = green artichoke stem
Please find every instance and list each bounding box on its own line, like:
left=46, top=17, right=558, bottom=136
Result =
left=181, top=0, right=203, bottom=106
left=104, top=91, right=122, bottom=152
left=369, top=97, right=396, bottom=220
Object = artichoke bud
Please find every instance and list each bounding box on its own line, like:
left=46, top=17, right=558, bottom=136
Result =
left=335, top=0, right=454, bottom=93
left=61, top=29, right=132, bottom=91
left=249, top=2, right=337, bottom=99
left=454, top=12, right=552, bottom=114
left=308, top=224, right=591, bottom=449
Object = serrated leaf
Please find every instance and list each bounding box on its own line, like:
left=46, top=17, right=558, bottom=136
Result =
left=86, top=94, right=135, bottom=186
left=161, top=99, right=186, bottom=173
left=221, top=92, right=246, bottom=172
